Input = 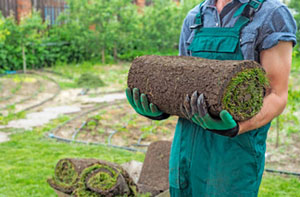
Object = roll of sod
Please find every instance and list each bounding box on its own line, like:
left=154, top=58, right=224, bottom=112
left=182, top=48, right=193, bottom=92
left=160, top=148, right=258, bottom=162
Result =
left=47, top=158, right=99, bottom=194
left=127, top=55, right=269, bottom=121
left=48, top=159, right=136, bottom=197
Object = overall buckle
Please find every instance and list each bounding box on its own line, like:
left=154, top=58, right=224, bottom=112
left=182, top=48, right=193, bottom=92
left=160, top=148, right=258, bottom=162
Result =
left=190, top=24, right=202, bottom=30
left=249, top=0, right=263, bottom=12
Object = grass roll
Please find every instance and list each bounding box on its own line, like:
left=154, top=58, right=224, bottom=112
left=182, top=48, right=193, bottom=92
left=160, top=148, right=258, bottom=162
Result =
left=127, top=55, right=269, bottom=121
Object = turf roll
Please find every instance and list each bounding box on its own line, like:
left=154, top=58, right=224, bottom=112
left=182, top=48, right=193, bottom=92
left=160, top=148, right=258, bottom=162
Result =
left=127, top=55, right=269, bottom=121
left=72, top=160, right=136, bottom=197
left=48, top=159, right=136, bottom=196
left=47, top=158, right=99, bottom=194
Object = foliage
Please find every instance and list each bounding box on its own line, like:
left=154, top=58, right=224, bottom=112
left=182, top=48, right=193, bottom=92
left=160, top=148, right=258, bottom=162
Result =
left=76, top=73, right=105, bottom=89
left=288, top=0, right=300, bottom=46
left=0, top=12, right=49, bottom=72
left=0, top=0, right=202, bottom=71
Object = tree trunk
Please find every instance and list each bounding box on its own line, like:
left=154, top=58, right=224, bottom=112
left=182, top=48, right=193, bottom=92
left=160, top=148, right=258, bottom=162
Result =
left=113, top=43, right=118, bottom=62
left=22, top=44, right=27, bottom=74
left=127, top=55, right=268, bottom=121
left=101, top=47, right=105, bottom=64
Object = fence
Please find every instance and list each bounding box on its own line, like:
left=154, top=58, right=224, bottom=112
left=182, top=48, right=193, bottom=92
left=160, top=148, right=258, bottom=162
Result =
left=34, top=0, right=67, bottom=25
left=0, top=0, right=18, bottom=19
left=0, top=0, right=67, bottom=25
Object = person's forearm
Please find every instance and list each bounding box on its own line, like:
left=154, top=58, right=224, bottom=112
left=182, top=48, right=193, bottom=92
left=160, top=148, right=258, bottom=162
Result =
left=238, top=91, right=287, bottom=134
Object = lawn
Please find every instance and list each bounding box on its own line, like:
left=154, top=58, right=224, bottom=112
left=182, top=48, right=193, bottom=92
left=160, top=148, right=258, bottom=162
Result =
left=0, top=61, right=300, bottom=196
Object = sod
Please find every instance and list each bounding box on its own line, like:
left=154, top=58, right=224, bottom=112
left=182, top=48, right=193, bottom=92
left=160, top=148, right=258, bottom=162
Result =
left=47, top=158, right=99, bottom=194
left=127, top=55, right=269, bottom=121
left=48, top=158, right=136, bottom=197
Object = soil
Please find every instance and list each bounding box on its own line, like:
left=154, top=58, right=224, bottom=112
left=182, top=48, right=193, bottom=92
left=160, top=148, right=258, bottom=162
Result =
left=265, top=127, right=300, bottom=173
left=127, top=55, right=266, bottom=121
left=0, top=75, right=41, bottom=113
left=57, top=102, right=177, bottom=150
left=138, top=141, right=172, bottom=196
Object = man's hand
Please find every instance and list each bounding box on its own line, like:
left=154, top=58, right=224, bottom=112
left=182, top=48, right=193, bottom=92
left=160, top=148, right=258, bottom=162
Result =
left=126, top=87, right=163, bottom=117
left=181, top=91, right=239, bottom=137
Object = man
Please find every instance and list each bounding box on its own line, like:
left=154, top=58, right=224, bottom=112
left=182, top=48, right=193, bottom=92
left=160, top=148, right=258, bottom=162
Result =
left=126, top=0, right=297, bottom=196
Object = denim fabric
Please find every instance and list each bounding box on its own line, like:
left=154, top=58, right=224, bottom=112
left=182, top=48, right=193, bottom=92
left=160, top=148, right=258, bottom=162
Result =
left=179, top=0, right=297, bottom=61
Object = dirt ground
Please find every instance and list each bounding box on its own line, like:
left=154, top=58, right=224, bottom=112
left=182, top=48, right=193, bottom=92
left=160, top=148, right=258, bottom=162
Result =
left=0, top=71, right=300, bottom=174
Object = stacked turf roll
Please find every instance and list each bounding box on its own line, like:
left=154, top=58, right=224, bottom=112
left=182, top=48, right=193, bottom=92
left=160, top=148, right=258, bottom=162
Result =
left=127, top=55, right=269, bottom=121
left=48, top=158, right=136, bottom=197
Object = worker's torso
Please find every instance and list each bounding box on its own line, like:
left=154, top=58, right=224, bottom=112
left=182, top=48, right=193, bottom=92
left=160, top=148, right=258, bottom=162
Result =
left=184, top=0, right=286, bottom=61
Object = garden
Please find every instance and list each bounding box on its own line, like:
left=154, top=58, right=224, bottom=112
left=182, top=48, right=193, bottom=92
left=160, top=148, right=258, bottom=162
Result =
left=0, top=0, right=300, bottom=196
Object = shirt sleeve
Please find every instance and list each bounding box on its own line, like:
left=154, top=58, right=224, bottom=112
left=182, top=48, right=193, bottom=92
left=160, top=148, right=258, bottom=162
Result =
left=179, top=16, right=192, bottom=56
left=258, top=5, right=297, bottom=51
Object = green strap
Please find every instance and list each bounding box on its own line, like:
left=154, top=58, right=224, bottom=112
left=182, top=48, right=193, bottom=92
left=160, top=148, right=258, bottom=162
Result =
left=232, top=16, right=250, bottom=31
left=233, top=3, right=248, bottom=18
left=233, top=0, right=265, bottom=18
left=194, top=1, right=206, bottom=26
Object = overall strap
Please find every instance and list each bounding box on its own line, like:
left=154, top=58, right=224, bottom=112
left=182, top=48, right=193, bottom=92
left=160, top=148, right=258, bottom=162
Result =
left=190, top=1, right=206, bottom=30
left=233, top=0, right=265, bottom=31
left=234, top=0, right=265, bottom=19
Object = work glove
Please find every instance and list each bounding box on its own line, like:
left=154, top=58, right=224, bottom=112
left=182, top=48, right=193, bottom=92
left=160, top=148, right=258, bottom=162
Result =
left=126, top=88, right=170, bottom=120
left=180, top=91, right=239, bottom=137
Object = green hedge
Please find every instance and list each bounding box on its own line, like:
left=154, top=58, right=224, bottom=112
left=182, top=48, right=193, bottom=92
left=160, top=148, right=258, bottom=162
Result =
left=0, top=0, right=200, bottom=72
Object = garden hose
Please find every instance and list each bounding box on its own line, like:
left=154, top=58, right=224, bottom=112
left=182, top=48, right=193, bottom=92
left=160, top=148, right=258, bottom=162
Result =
left=265, top=168, right=300, bottom=177
left=71, top=121, right=87, bottom=140
left=45, top=100, right=146, bottom=153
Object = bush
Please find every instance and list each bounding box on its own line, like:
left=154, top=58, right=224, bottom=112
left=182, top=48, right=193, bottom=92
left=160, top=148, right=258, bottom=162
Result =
left=0, top=0, right=201, bottom=71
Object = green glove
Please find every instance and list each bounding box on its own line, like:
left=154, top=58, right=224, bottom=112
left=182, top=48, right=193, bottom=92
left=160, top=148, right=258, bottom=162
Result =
left=181, top=91, right=239, bottom=137
left=126, top=87, right=164, bottom=118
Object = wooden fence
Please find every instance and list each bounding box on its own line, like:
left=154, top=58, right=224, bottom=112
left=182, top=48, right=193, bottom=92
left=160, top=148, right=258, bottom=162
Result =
left=0, top=0, right=67, bottom=25
left=0, top=0, right=18, bottom=19
left=34, top=0, right=67, bottom=25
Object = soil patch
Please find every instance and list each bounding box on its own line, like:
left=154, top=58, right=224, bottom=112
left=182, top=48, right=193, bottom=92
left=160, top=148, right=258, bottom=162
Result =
left=55, top=103, right=177, bottom=150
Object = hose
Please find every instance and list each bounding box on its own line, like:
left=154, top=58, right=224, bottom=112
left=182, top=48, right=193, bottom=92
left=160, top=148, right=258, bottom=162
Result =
left=45, top=100, right=146, bottom=153
left=71, top=121, right=87, bottom=140
left=265, top=168, right=300, bottom=177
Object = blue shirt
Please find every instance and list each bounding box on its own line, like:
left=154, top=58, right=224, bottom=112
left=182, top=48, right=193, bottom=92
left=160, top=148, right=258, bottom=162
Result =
left=179, top=0, right=297, bottom=62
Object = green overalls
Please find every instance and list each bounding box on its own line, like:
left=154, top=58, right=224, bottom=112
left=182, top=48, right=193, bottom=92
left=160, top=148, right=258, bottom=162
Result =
left=169, top=1, right=271, bottom=196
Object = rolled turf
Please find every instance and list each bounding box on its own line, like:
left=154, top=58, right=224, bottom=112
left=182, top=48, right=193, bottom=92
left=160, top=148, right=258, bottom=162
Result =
left=48, top=158, right=136, bottom=197
left=127, top=55, right=269, bottom=121
left=47, top=158, right=99, bottom=194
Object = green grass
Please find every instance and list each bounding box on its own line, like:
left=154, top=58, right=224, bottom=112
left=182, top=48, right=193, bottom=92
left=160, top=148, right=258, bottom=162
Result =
left=259, top=174, right=300, bottom=197
left=0, top=117, right=144, bottom=197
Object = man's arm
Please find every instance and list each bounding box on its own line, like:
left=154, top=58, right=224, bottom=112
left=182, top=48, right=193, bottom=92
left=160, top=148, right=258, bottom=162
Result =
left=238, top=41, right=293, bottom=134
